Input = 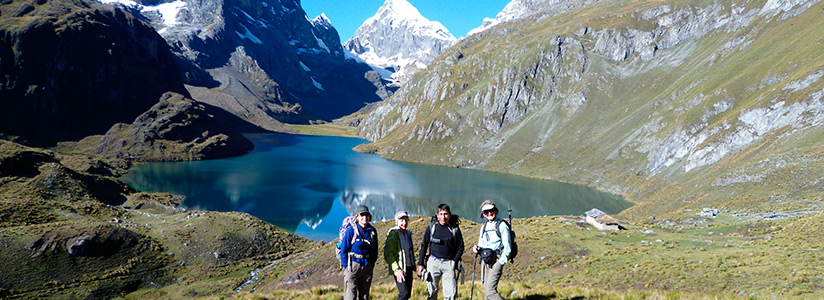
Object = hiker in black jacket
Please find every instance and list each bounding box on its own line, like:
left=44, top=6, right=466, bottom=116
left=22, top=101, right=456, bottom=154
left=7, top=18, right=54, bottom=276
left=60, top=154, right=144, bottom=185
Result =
left=417, top=204, right=464, bottom=300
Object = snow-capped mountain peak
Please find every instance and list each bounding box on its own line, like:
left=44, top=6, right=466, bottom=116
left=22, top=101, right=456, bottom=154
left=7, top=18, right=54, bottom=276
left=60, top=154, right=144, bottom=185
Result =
left=372, top=0, right=426, bottom=24
left=312, top=13, right=332, bottom=28
left=344, top=0, right=457, bottom=84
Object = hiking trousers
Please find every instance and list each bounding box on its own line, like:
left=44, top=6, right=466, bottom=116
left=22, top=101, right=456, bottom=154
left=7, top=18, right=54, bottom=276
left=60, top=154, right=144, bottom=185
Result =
left=426, top=256, right=457, bottom=300
left=344, top=261, right=374, bottom=300
left=394, top=268, right=414, bottom=300
left=481, top=261, right=504, bottom=300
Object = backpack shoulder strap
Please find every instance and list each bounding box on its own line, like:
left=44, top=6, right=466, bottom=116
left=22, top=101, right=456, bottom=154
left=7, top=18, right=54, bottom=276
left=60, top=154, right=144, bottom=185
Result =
left=430, top=222, right=458, bottom=239
left=494, top=219, right=503, bottom=238
left=350, top=221, right=362, bottom=246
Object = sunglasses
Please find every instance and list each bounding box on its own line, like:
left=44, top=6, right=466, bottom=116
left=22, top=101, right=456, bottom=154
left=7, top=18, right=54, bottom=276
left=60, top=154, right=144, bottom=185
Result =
left=482, top=210, right=495, bottom=215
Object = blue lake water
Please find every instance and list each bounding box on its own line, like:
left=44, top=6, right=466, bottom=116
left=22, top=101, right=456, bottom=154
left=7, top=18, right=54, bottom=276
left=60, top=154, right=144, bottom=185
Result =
left=121, top=133, right=633, bottom=241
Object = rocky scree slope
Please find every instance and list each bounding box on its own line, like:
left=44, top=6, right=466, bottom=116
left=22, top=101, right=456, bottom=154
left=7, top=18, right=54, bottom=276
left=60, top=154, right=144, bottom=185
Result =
left=344, top=0, right=457, bottom=84
left=358, top=0, right=824, bottom=220
left=0, top=0, right=187, bottom=146
left=102, top=0, right=396, bottom=124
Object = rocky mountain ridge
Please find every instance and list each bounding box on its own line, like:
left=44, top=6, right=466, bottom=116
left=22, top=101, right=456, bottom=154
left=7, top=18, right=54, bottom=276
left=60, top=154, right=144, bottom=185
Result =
left=99, top=0, right=395, bottom=124
left=468, top=0, right=593, bottom=36
left=358, top=0, right=824, bottom=219
left=343, top=0, right=456, bottom=84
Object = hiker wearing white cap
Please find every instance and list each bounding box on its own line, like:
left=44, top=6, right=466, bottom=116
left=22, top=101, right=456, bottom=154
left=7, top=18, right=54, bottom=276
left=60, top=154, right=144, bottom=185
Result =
left=472, top=200, right=511, bottom=300
left=384, top=210, right=415, bottom=300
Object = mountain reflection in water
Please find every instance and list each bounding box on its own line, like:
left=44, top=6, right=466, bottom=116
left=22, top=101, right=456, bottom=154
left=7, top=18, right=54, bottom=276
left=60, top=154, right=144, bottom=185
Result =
left=121, top=133, right=632, bottom=241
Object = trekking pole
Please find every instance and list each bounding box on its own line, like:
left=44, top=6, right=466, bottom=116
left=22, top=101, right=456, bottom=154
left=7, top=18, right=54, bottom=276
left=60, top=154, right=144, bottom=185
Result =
left=470, top=251, right=478, bottom=300
left=508, top=204, right=512, bottom=225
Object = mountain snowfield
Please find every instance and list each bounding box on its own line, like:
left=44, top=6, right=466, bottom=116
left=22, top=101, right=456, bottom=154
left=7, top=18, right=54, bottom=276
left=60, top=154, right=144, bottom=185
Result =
left=344, top=0, right=457, bottom=84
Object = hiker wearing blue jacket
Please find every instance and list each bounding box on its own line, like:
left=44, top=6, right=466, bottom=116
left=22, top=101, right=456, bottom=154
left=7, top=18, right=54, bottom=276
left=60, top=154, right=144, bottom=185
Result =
left=472, top=200, right=511, bottom=300
left=340, top=205, right=379, bottom=300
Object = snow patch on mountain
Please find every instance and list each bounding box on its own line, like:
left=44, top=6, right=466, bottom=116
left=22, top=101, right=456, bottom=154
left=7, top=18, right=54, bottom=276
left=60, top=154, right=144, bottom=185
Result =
left=99, top=0, right=187, bottom=33
left=236, top=24, right=263, bottom=44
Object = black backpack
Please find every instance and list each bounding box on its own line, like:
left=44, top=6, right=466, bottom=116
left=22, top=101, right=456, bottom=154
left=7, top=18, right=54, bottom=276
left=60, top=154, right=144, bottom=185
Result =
left=492, top=219, right=518, bottom=260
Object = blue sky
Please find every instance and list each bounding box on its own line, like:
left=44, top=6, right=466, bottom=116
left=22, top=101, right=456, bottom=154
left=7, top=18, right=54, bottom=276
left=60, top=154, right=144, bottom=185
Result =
left=302, top=0, right=511, bottom=41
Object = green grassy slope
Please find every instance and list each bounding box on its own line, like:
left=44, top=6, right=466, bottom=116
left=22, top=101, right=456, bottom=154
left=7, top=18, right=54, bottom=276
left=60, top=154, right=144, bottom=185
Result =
left=236, top=212, right=824, bottom=299
left=357, top=0, right=824, bottom=221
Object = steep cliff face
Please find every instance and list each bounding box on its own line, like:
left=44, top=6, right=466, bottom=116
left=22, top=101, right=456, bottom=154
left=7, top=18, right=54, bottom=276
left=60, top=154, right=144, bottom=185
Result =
left=0, top=0, right=187, bottom=146
left=101, top=0, right=394, bottom=124
left=343, top=0, right=456, bottom=84
left=359, top=0, right=824, bottom=218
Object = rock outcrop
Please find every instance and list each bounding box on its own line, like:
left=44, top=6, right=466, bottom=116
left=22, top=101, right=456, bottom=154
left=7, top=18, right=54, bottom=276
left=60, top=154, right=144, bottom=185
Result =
left=61, top=92, right=254, bottom=164
left=0, top=0, right=187, bottom=146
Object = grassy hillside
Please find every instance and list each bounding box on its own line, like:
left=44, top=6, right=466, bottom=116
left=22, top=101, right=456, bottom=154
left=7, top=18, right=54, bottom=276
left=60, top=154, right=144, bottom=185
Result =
left=0, top=141, right=315, bottom=299
left=5, top=0, right=824, bottom=298
left=357, top=0, right=824, bottom=223
left=218, top=212, right=824, bottom=299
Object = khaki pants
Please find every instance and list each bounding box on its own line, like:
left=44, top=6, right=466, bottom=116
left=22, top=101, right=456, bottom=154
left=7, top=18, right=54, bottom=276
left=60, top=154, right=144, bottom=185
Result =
left=481, top=261, right=504, bottom=300
left=426, top=256, right=457, bottom=300
left=344, top=261, right=374, bottom=300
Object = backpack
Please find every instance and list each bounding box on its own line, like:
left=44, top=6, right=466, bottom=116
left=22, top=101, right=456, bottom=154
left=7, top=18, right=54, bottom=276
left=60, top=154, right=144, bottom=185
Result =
left=335, top=216, right=358, bottom=269
left=492, top=219, right=518, bottom=260
left=427, top=214, right=464, bottom=279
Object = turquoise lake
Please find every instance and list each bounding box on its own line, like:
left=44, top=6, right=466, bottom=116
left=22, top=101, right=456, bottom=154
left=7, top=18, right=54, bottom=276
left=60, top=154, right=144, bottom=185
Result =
left=121, top=133, right=633, bottom=241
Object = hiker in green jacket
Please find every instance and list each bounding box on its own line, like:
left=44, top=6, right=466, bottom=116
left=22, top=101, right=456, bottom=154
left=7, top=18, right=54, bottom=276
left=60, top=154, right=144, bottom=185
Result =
left=384, top=210, right=415, bottom=300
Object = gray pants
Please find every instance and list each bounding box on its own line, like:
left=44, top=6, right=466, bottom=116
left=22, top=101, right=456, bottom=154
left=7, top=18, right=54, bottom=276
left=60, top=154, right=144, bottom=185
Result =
left=426, top=256, right=457, bottom=300
left=481, top=261, right=504, bottom=300
left=344, top=261, right=373, bottom=300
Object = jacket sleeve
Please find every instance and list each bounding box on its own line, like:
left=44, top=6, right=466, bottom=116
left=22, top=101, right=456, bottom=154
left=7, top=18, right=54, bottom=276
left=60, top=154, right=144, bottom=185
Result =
left=499, top=222, right=511, bottom=265
left=340, top=227, right=353, bottom=269
left=384, top=229, right=401, bottom=272
left=453, top=227, right=464, bottom=262
left=418, top=225, right=430, bottom=267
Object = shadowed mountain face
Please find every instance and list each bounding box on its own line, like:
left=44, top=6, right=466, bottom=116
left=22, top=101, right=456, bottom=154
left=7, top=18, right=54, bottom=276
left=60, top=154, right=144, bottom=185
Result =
left=61, top=92, right=255, bottom=165
left=0, top=0, right=187, bottom=146
left=106, top=0, right=395, bottom=124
